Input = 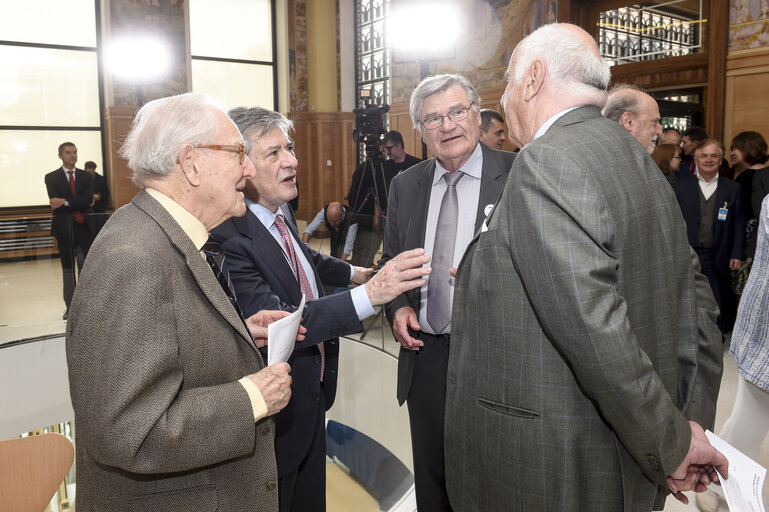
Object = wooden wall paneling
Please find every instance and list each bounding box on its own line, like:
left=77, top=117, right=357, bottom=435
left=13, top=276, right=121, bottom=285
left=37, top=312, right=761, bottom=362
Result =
left=705, top=0, right=729, bottom=142
left=104, top=106, right=141, bottom=211
left=608, top=54, right=708, bottom=89
left=725, top=49, right=769, bottom=147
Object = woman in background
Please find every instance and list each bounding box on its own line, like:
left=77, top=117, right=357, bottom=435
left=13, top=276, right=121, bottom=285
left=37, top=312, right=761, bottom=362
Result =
left=651, top=143, right=682, bottom=186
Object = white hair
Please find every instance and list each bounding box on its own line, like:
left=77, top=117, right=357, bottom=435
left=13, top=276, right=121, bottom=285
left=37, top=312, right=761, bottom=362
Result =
left=409, top=74, right=481, bottom=132
left=513, top=23, right=611, bottom=107
left=120, top=93, right=229, bottom=187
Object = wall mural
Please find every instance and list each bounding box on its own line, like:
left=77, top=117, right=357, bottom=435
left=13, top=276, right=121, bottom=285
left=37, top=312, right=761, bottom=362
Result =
left=730, top=0, right=769, bottom=51
left=390, top=0, right=556, bottom=104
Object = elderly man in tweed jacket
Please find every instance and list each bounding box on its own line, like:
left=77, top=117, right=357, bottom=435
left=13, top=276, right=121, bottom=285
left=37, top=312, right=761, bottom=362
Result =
left=65, top=93, right=292, bottom=511
left=444, top=24, right=727, bottom=511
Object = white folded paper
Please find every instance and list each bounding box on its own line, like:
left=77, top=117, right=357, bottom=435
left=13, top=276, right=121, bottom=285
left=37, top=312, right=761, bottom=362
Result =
left=705, top=429, right=767, bottom=512
left=267, top=295, right=305, bottom=365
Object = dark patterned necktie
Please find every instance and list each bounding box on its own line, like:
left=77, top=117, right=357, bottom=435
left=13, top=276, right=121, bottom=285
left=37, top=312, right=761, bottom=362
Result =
left=274, top=213, right=324, bottom=380
left=427, top=171, right=464, bottom=333
left=202, top=242, right=250, bottom=340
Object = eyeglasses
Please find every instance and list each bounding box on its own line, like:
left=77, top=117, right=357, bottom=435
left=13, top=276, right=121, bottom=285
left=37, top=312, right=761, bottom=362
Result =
left=195, top=144, right=247, bottom=164
left=384, top=144, right=396, bottom=151
left=420, top=104, right=475, bottom=130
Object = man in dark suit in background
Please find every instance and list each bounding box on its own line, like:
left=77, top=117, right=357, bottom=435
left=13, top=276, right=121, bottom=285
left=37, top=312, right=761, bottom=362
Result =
left=379, top=74, right=514, bottom=511
left=444, top=24, right=726, bottom=511
left=675, top=139, right=745, bottom=333
left=479, top=108, right=506, bottom=149
left=44, top=142, right=94, bottom=318
left=66, top=93, right=293, bottom=511
left=211, top=106, right=431, bottom=512
left=84, top=160, right=110, bottom=232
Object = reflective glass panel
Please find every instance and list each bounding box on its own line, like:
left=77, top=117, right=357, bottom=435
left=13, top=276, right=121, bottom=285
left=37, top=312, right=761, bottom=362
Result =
left=0, top=1, right=96, bottom=48
left=190, top=0, right=273, bottom=61
left=191, top=60, right=274, bottom=110
left=0, top=131, right=103, bottom=207
left=0, top=46, right=100, bottom=127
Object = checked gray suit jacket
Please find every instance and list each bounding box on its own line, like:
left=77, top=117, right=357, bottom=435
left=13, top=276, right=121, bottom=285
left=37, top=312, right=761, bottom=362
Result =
left=380, top=143, right=515, bottom=405
left=444, top=106, right=723, bottom=511
left=66, top=190, right=279, bottom=511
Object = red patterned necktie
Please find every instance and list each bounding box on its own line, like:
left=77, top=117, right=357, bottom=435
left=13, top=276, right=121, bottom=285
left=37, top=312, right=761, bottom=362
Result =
left=273, top=214, right=324, bottom=380
left=67, top=171, right=85, bottom=223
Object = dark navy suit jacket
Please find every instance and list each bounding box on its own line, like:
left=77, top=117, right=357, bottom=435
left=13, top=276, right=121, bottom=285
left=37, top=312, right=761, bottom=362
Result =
left=210, top=203, right=362, bottom=477
left=674, top=174, right=745, bottom=273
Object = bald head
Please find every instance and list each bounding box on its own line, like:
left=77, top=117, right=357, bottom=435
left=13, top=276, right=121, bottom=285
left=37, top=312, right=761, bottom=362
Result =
left=500, top=23, right=611, bottom=148
left=326, top=202, right=345, bottom=228
left=603, top=85, right=662, bottom=153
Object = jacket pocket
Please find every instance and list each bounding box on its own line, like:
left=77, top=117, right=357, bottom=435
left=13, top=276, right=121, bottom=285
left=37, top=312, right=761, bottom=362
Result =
left=129, top=485, right=217, bottom=511
left=477, top=397, right=541, bottom=419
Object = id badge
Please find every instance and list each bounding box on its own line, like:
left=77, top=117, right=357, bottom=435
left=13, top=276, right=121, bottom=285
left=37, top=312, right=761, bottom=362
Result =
left=718, top=202, right=728, bottom=221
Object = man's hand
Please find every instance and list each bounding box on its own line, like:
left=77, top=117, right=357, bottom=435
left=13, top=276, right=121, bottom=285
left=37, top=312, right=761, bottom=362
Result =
left=341, top=252, right=349, bottom=261
left=246, top=310, right=307, bottom=348
left=392, top=306, right=423, bottom=350
left=365, top=248, right=431, bottom=306
left=246, top=363, right=292, bottom=416
left=50, top=197, right=66, bottom=209
left=351, top=266, right=374, bottom=285
left=301, top=232, right=311, bottom=244
left=667, top=421, right=729, bottom=504
left=729, top=258, right=743, bottom=271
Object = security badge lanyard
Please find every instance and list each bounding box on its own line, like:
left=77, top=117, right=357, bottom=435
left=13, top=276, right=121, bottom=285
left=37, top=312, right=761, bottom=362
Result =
left=717, top=202, right=728, bottom=221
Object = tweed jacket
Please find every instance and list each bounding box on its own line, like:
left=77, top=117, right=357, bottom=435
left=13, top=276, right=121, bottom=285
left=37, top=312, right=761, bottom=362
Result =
left=731, top=194, right=769, bottom=391
left=66, top=190, right=278, bottom=511
left=444, top=106, right=723, bottom=511
left=380, top=143, right=515, bottom=405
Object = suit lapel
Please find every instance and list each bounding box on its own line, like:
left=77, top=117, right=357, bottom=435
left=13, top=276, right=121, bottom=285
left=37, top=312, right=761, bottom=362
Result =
left=235, top=208, right=304, bottom=305
left=476, top=145, right=508, bottom=233
left=279, top=204, right=325, bottom=297
left=133, top=191, right=255, bottom=350
left=409, top=160, right=436, bottom=247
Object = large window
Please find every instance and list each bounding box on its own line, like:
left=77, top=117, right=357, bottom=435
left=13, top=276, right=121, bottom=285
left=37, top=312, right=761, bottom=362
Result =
left=355, top=0, right=390, bottom=109
left=598, top=1, right=702, bottom=66
left=189, top=0, right=277, bottom=110
left=0, top=1, right=103, bottom=209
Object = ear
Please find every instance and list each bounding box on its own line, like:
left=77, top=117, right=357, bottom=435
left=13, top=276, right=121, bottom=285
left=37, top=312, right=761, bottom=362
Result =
left=620, top=110, right=634, bottom=131
left=523, top=59, right=545, bottom=102
left=177, top=145, right=201, bottom=187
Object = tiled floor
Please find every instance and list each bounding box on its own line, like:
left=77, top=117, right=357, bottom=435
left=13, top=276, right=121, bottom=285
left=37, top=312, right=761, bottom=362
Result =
left=2, top=248, right=767, bottom=511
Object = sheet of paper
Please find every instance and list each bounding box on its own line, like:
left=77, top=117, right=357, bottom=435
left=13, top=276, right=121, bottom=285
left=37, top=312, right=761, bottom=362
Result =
left=267, top=295, right=305, bottom=365
left=705, top=430, right=767, bottom=512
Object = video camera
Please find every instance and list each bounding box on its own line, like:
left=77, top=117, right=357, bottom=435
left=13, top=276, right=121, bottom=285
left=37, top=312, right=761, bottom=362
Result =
left=353, top=103, right=390, bottom=161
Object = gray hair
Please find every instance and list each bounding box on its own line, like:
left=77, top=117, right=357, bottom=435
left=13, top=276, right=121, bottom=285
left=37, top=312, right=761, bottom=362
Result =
left=480, top=109, right=504, bottom=131
left=602, top=83, right=646, bottom=122
left=228, top=106, right=294, bottom=142
left=120, top=93, right=228, bottom=187
left=513, top=23, right=610, bottom=106
left=409, top=74, right=481, bottom=132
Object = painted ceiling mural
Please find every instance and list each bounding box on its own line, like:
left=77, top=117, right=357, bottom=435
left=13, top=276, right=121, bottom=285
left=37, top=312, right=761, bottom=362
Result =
left=730, top=0, right=769, bottom=51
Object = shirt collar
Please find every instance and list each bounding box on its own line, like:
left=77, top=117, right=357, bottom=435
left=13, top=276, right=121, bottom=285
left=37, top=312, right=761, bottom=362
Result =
left=533, top=106, right=581, bottom=141
left=146, top=188, right=209, bottom=251
left=247, top=199, right=281, bottom=230
left=696, top=170, right=719, bottom=185
left=62, top=166, right=75, bottom=173
left=433, top=142, right=483, bottom=185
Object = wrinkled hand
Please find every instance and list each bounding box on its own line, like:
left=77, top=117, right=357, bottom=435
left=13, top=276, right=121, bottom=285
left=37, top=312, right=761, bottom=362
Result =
left=246, top=309, right=307, bottom=348
left=246, top=363, right=292, bottom=416
left=365, top=248, right=431, bottom=306
left=392, top=306, right=423, bottom=350
left=351, top=266, right=374, bottom=285
left=667, top=421, right=729, bottom=504
left=50, top=197, right=66, bottom=209
left=729, top=258, right=743, bottom=271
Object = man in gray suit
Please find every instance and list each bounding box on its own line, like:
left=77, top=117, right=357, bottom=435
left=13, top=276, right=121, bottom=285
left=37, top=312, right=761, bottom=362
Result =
left=380, top=74, right=515, bottom=511
left=66, top=93, right=293, bottom=511
left=444, top=24, right=727, bottom=511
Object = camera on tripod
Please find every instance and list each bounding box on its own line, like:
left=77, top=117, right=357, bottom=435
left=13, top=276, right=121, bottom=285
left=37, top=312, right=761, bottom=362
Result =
left=353, top=103, right=390, bottom=161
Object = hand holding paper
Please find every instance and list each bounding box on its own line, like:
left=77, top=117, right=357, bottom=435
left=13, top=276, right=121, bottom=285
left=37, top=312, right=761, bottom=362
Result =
left=267, top=296, right=306, bottom=365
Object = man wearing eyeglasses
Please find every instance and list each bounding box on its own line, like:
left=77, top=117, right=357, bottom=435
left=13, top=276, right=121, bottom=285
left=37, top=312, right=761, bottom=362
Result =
left=65, top=93, right=295, bottom=511
left=378, top=74, right=515, bottom=511
left=382, top=130, right=421, bottom=180
left=210, top=106, right=432, bottom=512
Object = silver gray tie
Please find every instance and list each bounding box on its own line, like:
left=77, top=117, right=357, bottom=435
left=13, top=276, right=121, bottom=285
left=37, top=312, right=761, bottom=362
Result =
left=427, top=171, right=464, bottom=333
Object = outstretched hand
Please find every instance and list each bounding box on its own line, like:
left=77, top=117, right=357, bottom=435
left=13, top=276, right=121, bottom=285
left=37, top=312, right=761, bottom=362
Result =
left=246, top=309, right=307, bottom=348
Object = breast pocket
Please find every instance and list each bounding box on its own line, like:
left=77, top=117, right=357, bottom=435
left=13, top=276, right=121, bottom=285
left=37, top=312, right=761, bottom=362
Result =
left=478, top=396, right=541, bottom=420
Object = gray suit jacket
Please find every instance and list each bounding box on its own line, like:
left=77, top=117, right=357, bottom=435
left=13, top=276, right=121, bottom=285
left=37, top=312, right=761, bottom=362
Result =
left=380, top=143, right=515, bottom=404
left=444, top=107, right=723, bottom=511
left=66, top=190, right=278, bottom=511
